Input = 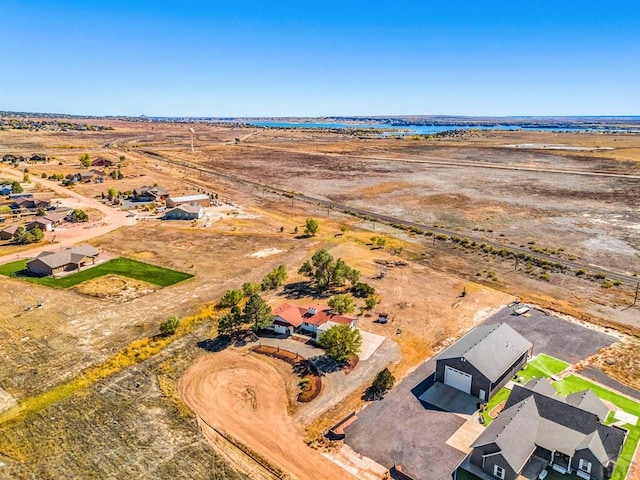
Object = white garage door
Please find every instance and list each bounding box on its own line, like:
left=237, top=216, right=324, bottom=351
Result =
left=444, top=365, right=472, bottom=394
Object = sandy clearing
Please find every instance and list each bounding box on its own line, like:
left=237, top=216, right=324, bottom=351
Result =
left=178, top=351, right=358, bottom=480
left=247, top=247, right=286, bottom=258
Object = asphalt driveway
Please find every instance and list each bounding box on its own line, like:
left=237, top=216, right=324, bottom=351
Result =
left=344, top=306, right=619, bottom=480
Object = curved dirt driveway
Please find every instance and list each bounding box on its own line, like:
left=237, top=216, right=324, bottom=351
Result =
left=178, top=351, right=358, bottom=480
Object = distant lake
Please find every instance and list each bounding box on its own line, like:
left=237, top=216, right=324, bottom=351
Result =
left=248, top=121, right=640, bottom=134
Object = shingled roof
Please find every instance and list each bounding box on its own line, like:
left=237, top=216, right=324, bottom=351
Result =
left=30, top=245, right=99, bottom=269
left=473, top=383, right=626, bottom=475
left=435, top=323, right=532, bottom=382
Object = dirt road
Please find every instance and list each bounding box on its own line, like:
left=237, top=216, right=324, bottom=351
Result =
left=178, top=351, right=359, bottom=480
left=0, top=167, right=132, bottom=265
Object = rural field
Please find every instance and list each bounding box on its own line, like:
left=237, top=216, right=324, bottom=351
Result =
left=0, top=118, right=639, bottom=479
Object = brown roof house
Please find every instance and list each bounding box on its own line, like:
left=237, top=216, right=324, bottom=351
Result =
left=92, top=157, right=115, bottom=167
left=27, top=245, right=99, bottom=276
left=133, top=186, right=170, bottom=202
left=0, top=223, right=22, bottom=241
left=460, top=379, right=627, bottom=480
left=10, top=197, right=51, bottom=210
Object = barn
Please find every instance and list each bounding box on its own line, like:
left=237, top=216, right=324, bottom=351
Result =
left=434, top=323, right=532, bottom=401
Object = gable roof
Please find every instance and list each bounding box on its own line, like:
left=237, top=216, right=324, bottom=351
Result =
left=474, top=383, right=625, bottom=475
left=166, top=204, right=202, bottom=215
left=566, top=389, right=610, bottom=421
left=436, top=323, right=532, bottom=382
left=473, top=398, right=539, bottom=472
left=28, top=245, right=99, bottom=269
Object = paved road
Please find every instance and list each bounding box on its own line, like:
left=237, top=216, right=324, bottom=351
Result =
left=344, top=306, right=620, bottom=480
left=0, top=167, right=132, bottom=265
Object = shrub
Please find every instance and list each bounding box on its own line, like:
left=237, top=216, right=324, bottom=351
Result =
left=160, top=316, right=180, bottom=336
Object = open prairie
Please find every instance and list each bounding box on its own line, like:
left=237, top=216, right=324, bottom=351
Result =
left=0, top=118, right=639, bottom=479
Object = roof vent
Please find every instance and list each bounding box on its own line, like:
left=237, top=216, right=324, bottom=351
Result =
left=308, top=308, right=317, bottom=315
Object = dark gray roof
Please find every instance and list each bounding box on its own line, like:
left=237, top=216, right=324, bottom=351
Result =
left=566, top=389, right=610, bottom=421
left=473, top=398, right=539, bottom=472
left=475, top=383, right=626, bottom=475
left=436, top=323, right=532, bottom=382
left=523, top=378, right=558, bottom=398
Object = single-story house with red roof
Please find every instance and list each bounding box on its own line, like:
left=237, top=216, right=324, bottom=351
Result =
left=272, top=303, right=357, bottom=337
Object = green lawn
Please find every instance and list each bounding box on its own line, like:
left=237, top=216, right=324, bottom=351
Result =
left=481, top=386, right=510, bottom=425
left=0, top=257, right=193, bottom=288
left=552, top=375, right=640, bottom=480
left=516, top=353, right=570, bottom=383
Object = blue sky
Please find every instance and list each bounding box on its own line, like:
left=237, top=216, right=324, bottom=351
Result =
left=1, top=1, right=639, bottom=116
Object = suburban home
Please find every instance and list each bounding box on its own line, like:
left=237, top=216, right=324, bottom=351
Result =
left=462, top=380, right=627, bottom=480
left=0, top=185, right=12, bottom=195
left=271, top=303, right=357, bottom=336
left=79, top=170, right=105, bottom=183
left=133, top=186, right=170, bottom=202
left=166, top=193, right=211, bottom=208
left=27, top=218, right=53, bottom=232
left=29, top=153, right=48, bottom=162
left=91, top=157, right=115, bottom=167
left=26, top=245, right=99, bottom=276
left=434, top=323, right=532, bottom=401
left=10, top=197, right=51, bottom=211
left=2, top=154, right=24, bottom=163
left=164, top=204, right=204, bottom=220
left=0, top=223, right=22, bottom=240
left=43, top=210, right=68, bottom=227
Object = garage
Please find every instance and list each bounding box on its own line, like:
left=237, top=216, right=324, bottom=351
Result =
left=444, top=366, right=472, bottom=394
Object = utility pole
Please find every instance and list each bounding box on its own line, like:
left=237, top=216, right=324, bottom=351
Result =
left=633, top=282, right=639, bottom=306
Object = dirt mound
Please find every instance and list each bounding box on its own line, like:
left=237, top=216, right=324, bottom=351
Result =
left=178, top=351, right=357, bottom=480
left=74, top=274, right=156, bottom=301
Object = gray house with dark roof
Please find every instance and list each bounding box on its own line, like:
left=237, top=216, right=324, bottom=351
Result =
left=435, top=323, right=532, bottom=401
left=463, top=381, right=626, bottom=480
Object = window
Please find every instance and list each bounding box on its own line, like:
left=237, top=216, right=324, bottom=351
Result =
left=578, top=459, right=592, bottom=473
left=494, top=464, right=506, bottom=479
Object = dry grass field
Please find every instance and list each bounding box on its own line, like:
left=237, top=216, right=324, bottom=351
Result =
left=1, top=117, right=639, bottom=479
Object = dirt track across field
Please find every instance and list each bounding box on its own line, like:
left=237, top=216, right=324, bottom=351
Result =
left=178, top=350, right=358, bottom=480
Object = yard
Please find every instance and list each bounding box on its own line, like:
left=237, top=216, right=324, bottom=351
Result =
left=552, top=374, right=640, bottom=480
left=0, top=257, right=193, bottom=288
left=479, top=353, right=639, bottom=480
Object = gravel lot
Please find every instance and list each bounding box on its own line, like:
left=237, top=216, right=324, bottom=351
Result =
left=345, top=306, right=619, bottom=480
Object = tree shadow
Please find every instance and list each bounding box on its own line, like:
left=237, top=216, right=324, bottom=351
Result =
left=308, top=354, right=343, bottom=375
left=281, top=282, right=332, bottom=300
left=196, top=336, right=232, bottom=352
left=196, top=330, right=257, bottom=352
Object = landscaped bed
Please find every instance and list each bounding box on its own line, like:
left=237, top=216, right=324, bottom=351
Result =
left=250, top=344, right=323, bottom=403
left=0, top=257, right=193, bottom=288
